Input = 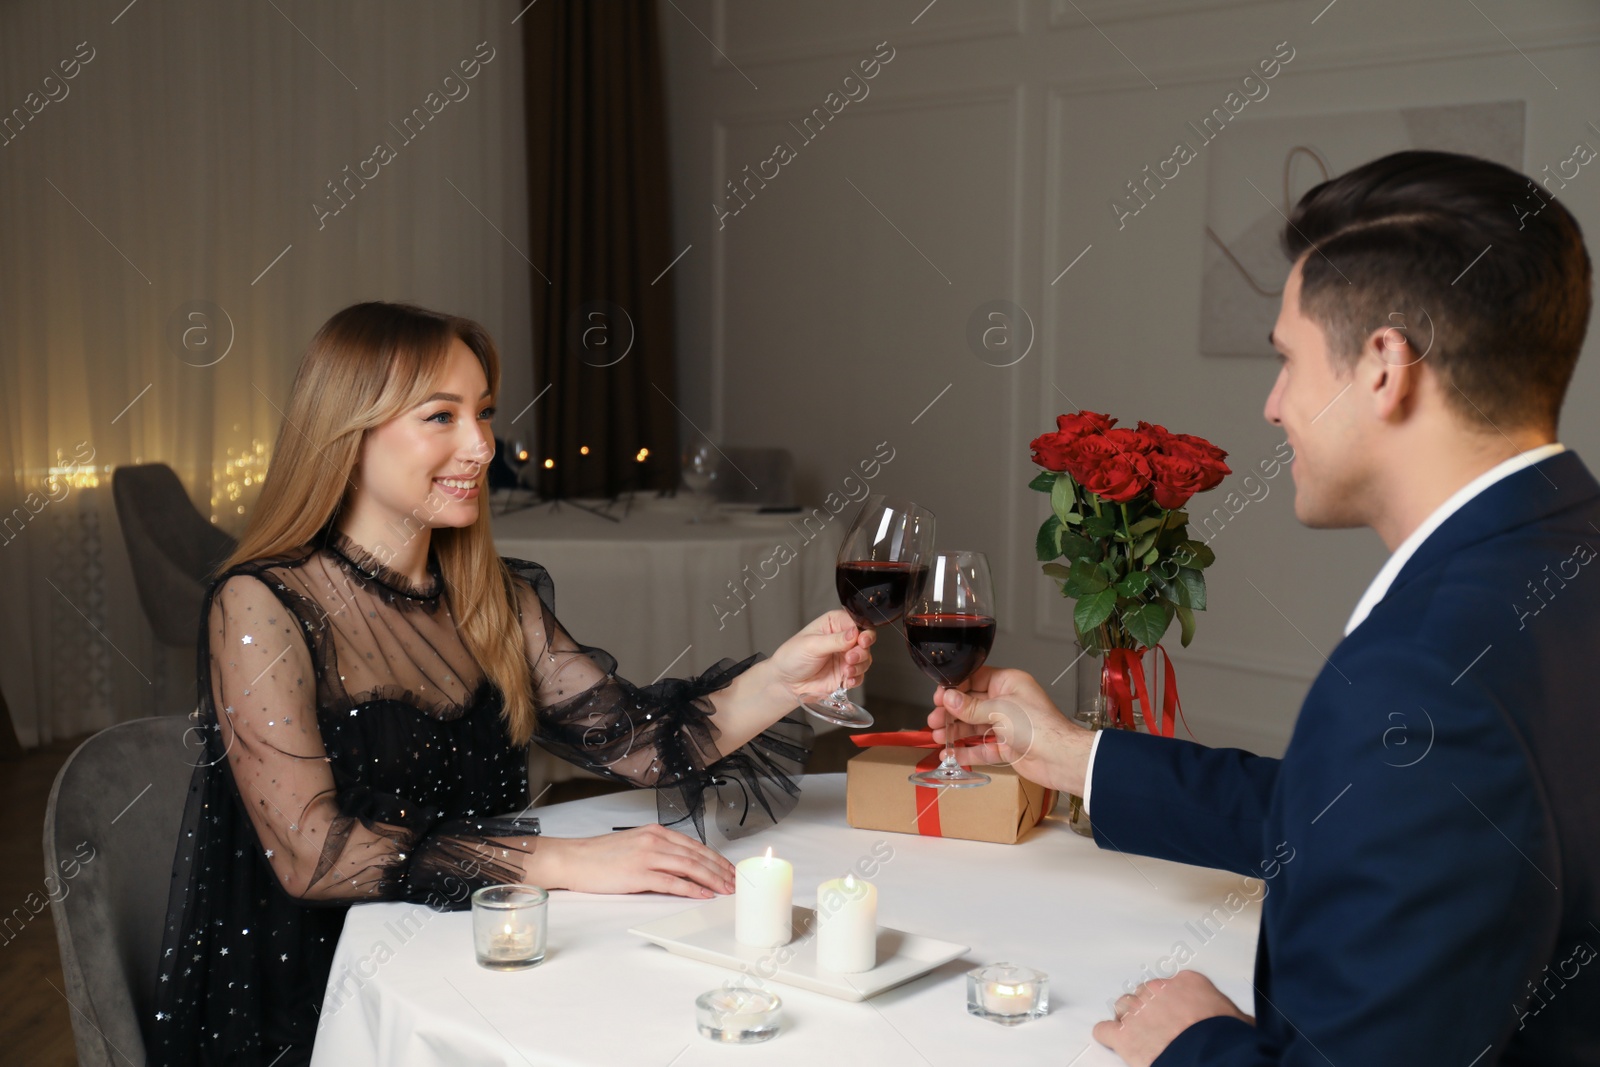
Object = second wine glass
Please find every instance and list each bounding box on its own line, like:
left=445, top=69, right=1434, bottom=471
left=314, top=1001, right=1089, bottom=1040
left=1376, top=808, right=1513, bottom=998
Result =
left=906, top=551, right=996, bottom=788
left=802, top=495, right=936, bottom=728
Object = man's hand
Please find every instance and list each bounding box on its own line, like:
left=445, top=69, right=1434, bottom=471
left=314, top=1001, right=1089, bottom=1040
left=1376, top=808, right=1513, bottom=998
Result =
left=1093, top=971, right=1255, bottom=1067
left=927, top=665, right=1093, bottom=795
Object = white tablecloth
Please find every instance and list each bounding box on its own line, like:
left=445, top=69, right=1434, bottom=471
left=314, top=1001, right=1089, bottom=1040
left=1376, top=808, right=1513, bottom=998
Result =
left=490, top=497, right=843, bottom=685
left=310, top=776, right=1261, bottom=1067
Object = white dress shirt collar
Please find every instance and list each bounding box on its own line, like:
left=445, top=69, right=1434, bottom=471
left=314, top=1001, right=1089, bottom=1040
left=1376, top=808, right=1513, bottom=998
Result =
left=1343, top=443, right=1566, bottom=636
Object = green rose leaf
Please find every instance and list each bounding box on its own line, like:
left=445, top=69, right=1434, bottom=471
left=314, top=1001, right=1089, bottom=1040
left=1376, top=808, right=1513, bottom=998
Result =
left=1084, top=513, right=1118, bottom=539
left=1075, top=588, right=1117, bottom=634
left=1051, top=475, right=1077, bottom=526
left=1185, top=540, right=1217, bottom=569
left=1116, top=570, right=1152, bottom=598
left=1122, top=601, right=1170, bottom=648
left=1059, top=531, right=1095, bottom=560
left=1036, top=515, right=1063, bottom=562
left=1128, top=516, right=1163, bottom=537
left=1028, top=470, right=1056, bottom=493
left=1175, top=604, right=1196, bottom=647
left=1177, top=567, right=1208, bottom=611
left=1067, top=558, right=1109, bottom=595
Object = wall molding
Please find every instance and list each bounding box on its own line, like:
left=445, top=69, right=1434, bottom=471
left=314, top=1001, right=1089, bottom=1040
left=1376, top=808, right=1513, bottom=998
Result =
left=707, top=0, right=1025, bottom=70
left=1049, top=0, right=1283, bottom=31
left=1038, top=20, right=1600, bottom=99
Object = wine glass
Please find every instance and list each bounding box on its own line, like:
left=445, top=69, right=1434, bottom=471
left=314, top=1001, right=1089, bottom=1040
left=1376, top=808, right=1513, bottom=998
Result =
left=681, top=437, right=722, bottom=523
left=505, top=438, right=531, bottom=486
left=802, top=495, right=937, bottom=728
left=906, top=551, right=996, bottom=788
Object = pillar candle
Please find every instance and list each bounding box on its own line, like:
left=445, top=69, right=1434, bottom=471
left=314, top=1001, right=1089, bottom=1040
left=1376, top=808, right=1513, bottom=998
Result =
left=816, top=873, right=878, bottom=973
left=734, top=847, right=793, bottom=947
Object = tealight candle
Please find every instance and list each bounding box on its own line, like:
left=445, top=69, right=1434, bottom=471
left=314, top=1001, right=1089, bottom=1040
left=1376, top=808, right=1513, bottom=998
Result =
left=815, top=873, right=878, bottom=973
left=966, top=963, right=1048, bottom=1025
left=695, top=984, right=782, bottom=1043
left=734, top=847, right=793, bottom=948
left=471, top=885, right=548, bottom=971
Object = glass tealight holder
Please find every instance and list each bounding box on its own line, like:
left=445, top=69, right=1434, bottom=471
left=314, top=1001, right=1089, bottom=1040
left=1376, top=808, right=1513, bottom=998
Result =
left=966, top=963, right=1048, bottom=1026
left=695, top=985, right=782, bottom=1044
left=471, top=885, right=548, bottom=971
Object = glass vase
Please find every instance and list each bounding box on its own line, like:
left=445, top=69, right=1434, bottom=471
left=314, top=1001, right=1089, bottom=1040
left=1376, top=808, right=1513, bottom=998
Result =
left=1064, top=641, right=1144, bottom=837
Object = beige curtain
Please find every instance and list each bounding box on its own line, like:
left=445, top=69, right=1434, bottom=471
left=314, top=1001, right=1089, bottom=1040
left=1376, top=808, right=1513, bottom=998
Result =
left=0, top=0, right=534, bottom=746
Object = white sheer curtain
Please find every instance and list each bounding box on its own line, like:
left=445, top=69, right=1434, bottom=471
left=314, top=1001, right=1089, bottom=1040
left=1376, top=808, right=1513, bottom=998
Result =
left=0, top=0, right=533, bottom=746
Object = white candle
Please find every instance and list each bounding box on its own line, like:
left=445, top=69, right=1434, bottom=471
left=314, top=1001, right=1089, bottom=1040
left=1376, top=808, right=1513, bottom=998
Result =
left=981, top=980, right=1037, bottom=1016
left=734, top=847, right=793, bottom=947
left=815, top=873, right=878, bottom=973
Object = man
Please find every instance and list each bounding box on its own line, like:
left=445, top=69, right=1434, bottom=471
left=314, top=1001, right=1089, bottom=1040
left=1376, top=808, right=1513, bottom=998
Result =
left=934, top=150, right=1599, bottom=1065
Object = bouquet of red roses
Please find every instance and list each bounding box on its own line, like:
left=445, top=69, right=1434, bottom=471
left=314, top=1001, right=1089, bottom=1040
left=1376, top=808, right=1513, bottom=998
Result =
left=1030, top=410, right=1230, bottom=652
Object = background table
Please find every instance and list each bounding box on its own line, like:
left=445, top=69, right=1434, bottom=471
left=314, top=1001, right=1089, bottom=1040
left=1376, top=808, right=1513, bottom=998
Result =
left=491, top=496, right=843, bottom=686
left=310, top=776, right=1262, bottom=1066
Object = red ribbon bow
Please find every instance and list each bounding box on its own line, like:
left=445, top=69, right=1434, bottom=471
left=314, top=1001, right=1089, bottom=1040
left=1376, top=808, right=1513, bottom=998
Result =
left=850, top=730, right=987, bottom=837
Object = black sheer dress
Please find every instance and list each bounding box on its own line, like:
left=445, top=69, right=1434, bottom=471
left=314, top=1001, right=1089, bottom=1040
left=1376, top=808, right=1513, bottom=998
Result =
left=146, top=526, right=813, bottom=1066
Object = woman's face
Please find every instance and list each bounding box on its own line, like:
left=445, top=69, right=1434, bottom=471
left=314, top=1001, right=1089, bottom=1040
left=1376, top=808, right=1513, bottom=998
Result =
left=351, top=338, right=496, bottom=532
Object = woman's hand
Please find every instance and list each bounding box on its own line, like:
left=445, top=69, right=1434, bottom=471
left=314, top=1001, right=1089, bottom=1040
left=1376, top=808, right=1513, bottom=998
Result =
left=537, top=825, right=737, bottom=898
left=769, top=608, right=875, bottom=703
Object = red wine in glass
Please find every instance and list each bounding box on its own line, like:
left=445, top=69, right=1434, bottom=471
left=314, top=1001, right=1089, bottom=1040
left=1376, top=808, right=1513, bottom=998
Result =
left=835, top=560, right=929, bottom=626
left=906, top=551, right=995, bottom=788
left=904, top=613, right=996, bottom=687
left=802, top=495, right=937, bottom=728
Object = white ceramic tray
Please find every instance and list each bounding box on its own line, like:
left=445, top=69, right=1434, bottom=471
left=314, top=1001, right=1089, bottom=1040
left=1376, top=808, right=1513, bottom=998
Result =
left=628, top=897, right=968, bottom=1002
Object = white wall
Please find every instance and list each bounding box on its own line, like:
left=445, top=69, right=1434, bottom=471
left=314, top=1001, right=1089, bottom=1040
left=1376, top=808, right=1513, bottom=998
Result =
left=658, top=0, right=1600, bottom=755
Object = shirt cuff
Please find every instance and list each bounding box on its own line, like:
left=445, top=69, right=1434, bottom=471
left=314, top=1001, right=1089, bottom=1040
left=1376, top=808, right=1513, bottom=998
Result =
left=1082, top=728, right=1106, bottom=817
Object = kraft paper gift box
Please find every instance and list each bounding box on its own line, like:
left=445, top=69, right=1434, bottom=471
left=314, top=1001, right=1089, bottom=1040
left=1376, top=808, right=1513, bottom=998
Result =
left=845, top=745, right=1056, bottom=844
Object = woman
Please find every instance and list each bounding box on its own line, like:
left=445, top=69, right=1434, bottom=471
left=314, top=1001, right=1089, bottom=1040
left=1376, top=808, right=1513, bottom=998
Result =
left=148, top=302, right=872, bottom=1065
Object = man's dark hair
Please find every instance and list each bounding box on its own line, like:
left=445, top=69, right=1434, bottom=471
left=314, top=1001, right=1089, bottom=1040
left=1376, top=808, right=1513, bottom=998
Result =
left=1283, top=149, right=1591, bottom=432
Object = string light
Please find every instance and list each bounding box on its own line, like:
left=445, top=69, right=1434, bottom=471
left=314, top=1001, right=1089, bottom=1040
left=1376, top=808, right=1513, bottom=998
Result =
left=579, top=446, right=590, bottom=456
left=543, top=458, right=555, bottom=469
left=635, top=448, right=649, bottom=463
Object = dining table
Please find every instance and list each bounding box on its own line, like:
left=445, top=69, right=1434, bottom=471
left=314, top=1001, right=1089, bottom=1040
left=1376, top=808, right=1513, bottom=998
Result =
left=308, top=775, right=1263, bottom=1066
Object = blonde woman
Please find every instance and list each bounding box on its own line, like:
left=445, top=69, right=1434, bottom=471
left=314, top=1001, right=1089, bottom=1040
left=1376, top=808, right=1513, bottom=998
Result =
left=148, top=302, right=872, bottom=1066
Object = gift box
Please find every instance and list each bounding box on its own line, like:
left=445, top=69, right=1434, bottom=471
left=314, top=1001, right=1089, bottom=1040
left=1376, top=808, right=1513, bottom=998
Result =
left=845, top=744, right=1056, bottom=844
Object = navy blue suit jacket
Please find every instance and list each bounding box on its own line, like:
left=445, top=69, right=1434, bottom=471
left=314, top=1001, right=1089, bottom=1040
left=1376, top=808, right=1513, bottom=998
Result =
left=1090, top=450, right=1600, bottom=1065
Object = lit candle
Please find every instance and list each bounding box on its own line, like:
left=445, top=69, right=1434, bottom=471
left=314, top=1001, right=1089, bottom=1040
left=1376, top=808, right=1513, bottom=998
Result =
left=487, top=920, right=538, bottom=962
left=815, top=873, right=878, bottom=973
left=981, top=980, right=1037, bottom=1016
left=734, top=847, right=793, bottom=948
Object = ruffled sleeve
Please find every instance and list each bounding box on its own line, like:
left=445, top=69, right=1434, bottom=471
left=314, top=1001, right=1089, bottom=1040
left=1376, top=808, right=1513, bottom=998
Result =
left=504, top=557, right=813, bottom=841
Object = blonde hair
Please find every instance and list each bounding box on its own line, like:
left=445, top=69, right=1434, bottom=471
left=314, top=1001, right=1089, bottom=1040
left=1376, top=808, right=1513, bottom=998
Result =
left=221, top=301, right=537, bottom=745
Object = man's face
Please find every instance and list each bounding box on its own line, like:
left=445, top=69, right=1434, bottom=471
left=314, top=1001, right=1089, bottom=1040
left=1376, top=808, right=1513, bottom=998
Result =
left=1264, top=259, right=1370, bottom=529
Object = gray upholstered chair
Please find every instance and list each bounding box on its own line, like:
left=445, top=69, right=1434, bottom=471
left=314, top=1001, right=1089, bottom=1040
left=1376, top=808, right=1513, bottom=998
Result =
left=713, top=447, right=796, bottom=507
left=44, top=715, right=195, bottom=1067
left=112, top=463, right=237, bottom=648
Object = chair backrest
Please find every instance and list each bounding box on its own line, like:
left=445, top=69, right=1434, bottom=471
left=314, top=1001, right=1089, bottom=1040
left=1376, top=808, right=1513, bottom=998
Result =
left=44, top=715, right=196, bottom=1067
left=112, top=464, right=236, bottom=647
left=714, top=447, right=796, bottom=506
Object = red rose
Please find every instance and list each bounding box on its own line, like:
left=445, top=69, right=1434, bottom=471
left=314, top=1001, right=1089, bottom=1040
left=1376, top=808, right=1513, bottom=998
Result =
left=1061, top=434, right=1119, bottom=482
left=1136, top=420, right=1171, bottom=438
left=1149, top=453, right=1213, bottom=510
left=1077, top=450, right=1153, bottom=503
left=1030, top=430, right=1077, bottom=472
left=1104, top=427, right=1163, bottom=455
left=1055, top=410, right=1117, bottom=439
left=1162, top=433, right=1231, bottom=491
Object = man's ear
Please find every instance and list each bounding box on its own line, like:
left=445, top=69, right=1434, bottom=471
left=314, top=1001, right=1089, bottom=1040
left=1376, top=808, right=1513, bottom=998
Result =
left=1361, top=321, right=1424, bottom=422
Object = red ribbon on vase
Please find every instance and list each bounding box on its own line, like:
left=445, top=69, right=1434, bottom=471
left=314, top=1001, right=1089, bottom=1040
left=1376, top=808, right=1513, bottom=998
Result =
left=850, top=730, right=985, bottom=837
left=1103, top=645, right=1193, bottom=739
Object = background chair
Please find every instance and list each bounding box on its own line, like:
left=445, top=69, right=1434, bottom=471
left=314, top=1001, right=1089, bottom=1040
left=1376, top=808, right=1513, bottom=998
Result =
left=112, top=464, right=237, bottom=649
left=713, top=447, right=795, bottom=507
left=44, top=715, right=194, bottom=1067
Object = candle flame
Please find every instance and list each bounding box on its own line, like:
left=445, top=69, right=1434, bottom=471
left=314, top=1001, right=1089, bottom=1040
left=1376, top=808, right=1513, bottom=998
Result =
left=996, top=983, right=1019, bottom=995
left=844, top=873, right=856, bottom=889
left=762, top=846, right=773, bottom=862
left=502, top=923, right=514, bottom=936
